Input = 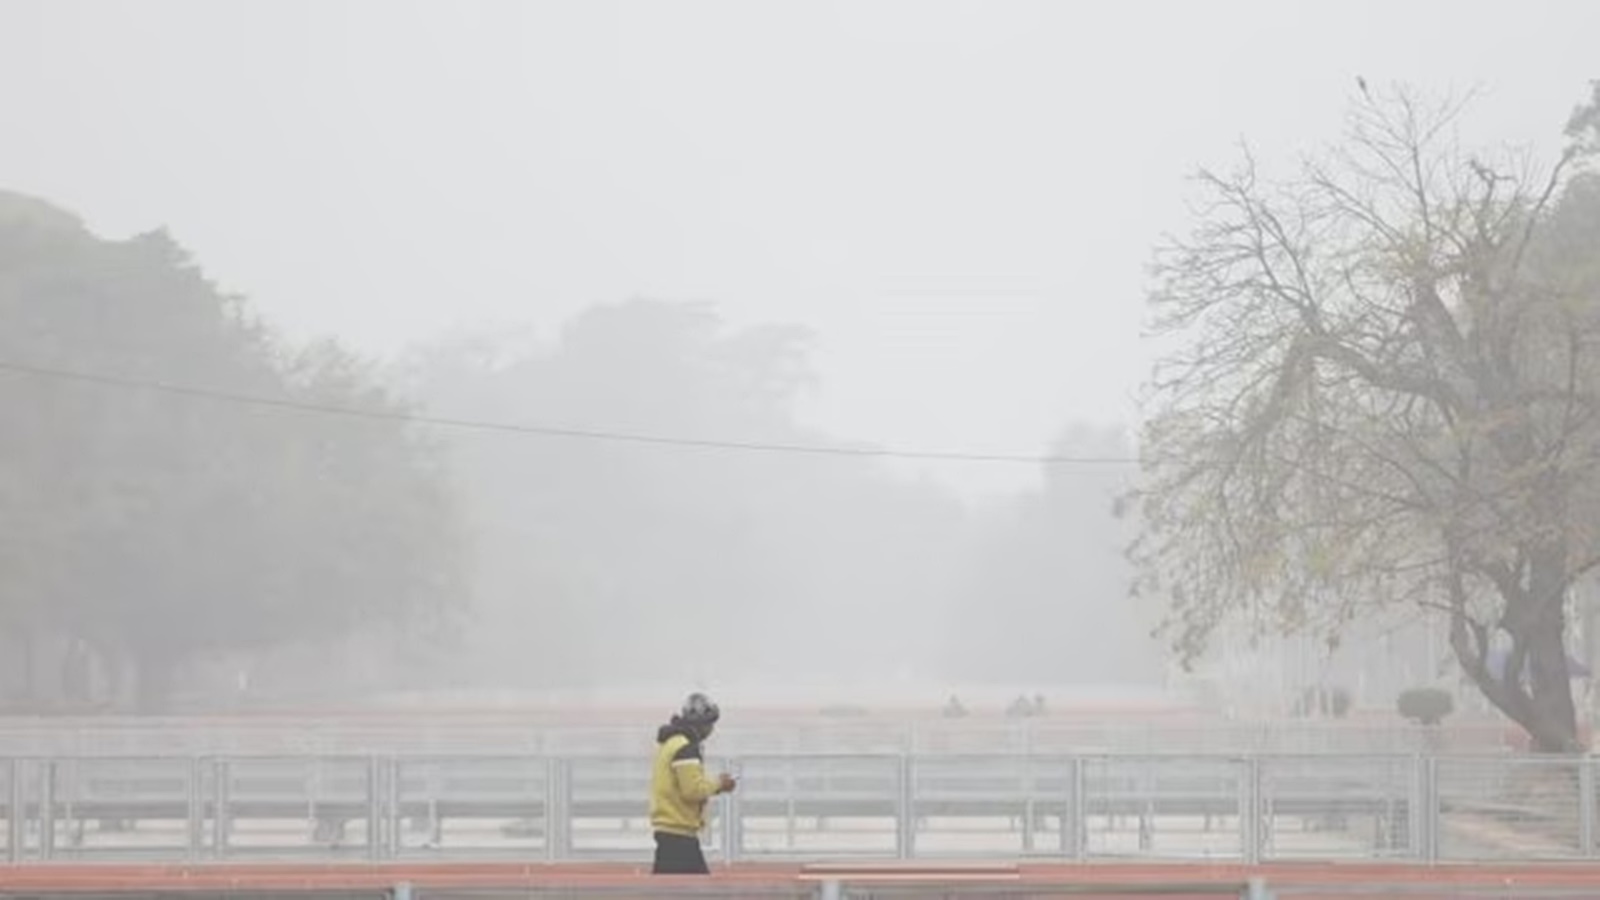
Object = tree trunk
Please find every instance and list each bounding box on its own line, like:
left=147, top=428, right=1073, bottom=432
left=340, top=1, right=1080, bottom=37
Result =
left=1498, top=544, right=1582, bottom=753
left=1524, top=611, right=1581, bottom=752
left=1450, top=545, right=1583, bottom=753
left=1521, top=542, right=1580, bottom=752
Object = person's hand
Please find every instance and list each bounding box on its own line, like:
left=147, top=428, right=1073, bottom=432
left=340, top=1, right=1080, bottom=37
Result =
left=718, top=772, right=738, bottom=793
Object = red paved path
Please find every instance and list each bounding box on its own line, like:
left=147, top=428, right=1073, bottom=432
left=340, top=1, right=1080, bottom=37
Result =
left=0, top=862, right=1597, bottom=893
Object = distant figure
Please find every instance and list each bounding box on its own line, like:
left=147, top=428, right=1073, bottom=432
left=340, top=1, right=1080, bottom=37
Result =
left=1007, top=694, right=1034, bottom=718
left=942, top=695, right=967, bottom=718
left=1032, top=693, right=1047, bottom=716
left=650, top=692, right=736, bottom=874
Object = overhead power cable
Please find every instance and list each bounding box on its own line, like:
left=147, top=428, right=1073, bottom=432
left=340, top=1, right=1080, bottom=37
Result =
left=0, top=359, right=1142, bottom=466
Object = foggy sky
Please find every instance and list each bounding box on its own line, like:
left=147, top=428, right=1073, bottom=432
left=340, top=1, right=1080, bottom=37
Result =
left=2, top=0, right=1594, bottom=496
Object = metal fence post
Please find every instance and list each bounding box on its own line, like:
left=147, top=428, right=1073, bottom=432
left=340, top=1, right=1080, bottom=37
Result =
left=544, top=757, right=568, bottom=862
left=1241, top=755, right=1262, bottom=865
left=387, top=756, right=402, bottom=859
left=6, top=759, right=20, bottom=863
left=366, top=755, right=382, bottom=862
left=39, top=759, right=54, bottom=861
left=1020, top=755, right=1035, bottom=853
left=185, top=757, right=202, bottom=861
left=211, top=759, right=230, bottom=859
left=1245, top=877, right=1274, bottom=900
left=1411, top=754, right=1439, bottom=862
left=721, top=757, right=742, bottom=865
left=1581, top=756, right=1596, bottom=858
left=818, top=878, right=842, bottom=900
left=1065, top=756, right=1085, bottom=861
left=1427, top=754, right=1441, bottom=862
left=1405, top=754, right=1421, bottom=859
left=896, top=753, right=915, bottom=859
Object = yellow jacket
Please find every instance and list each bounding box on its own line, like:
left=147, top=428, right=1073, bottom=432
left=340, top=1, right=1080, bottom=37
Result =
left=650, top=725, right=722, bottom=836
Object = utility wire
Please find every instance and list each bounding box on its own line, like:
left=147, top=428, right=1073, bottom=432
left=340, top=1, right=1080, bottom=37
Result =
left=0, top=359, right=1143, bottom=466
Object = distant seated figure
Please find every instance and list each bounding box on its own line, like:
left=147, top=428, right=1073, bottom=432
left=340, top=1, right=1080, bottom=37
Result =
left=942, top=695, right=967, bottom=718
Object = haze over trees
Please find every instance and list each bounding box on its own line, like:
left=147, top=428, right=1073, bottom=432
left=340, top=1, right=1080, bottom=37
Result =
left=1131, top=85, right=1600, bottom=751
left=946, top=424, right=1160, bottom=686
left=0, top=188, right=1147, bottom=712
left=405, top=300, right=980, bottom=691
left=0, top=191, right=466, bottom=711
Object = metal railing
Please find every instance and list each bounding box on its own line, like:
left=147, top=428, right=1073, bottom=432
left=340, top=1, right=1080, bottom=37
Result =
left=0, top=719, right=1515, bottom=757
left=0, top=752, right=1589, bottom=864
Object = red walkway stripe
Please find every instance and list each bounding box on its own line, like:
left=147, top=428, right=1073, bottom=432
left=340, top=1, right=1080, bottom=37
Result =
left=0, top=862, right=1597, bottom=890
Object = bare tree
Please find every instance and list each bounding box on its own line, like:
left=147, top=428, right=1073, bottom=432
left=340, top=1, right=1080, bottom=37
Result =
left=1130, top=85, right=1600, bottom=751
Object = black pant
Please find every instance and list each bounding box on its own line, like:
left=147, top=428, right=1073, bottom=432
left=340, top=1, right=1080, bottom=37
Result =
left=651, top=830, right=709, bottom=874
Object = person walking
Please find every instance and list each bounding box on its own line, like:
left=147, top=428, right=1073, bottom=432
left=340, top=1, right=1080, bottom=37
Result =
left=649, top=692, right=736, bottom=874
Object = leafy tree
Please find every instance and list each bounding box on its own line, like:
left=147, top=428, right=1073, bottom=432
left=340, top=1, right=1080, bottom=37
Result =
left=1130, top=86, right=1600, bottom=752
left=0, top=192, right=465, bottom=710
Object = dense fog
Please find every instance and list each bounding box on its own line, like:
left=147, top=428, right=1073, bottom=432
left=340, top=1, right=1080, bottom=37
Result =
left=1, top=1, right=1597, bottom=737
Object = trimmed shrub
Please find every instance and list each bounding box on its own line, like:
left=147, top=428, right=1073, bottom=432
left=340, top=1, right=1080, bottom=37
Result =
left=1397, top=687, right=1454, bottom=725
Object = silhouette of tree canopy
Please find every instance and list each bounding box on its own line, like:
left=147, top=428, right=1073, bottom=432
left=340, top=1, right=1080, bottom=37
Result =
left=0, top=192, right=466, bottom=710
left=407, top=300, right=972, bottom=689
left=946, top=424, right=1160, bottom=685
